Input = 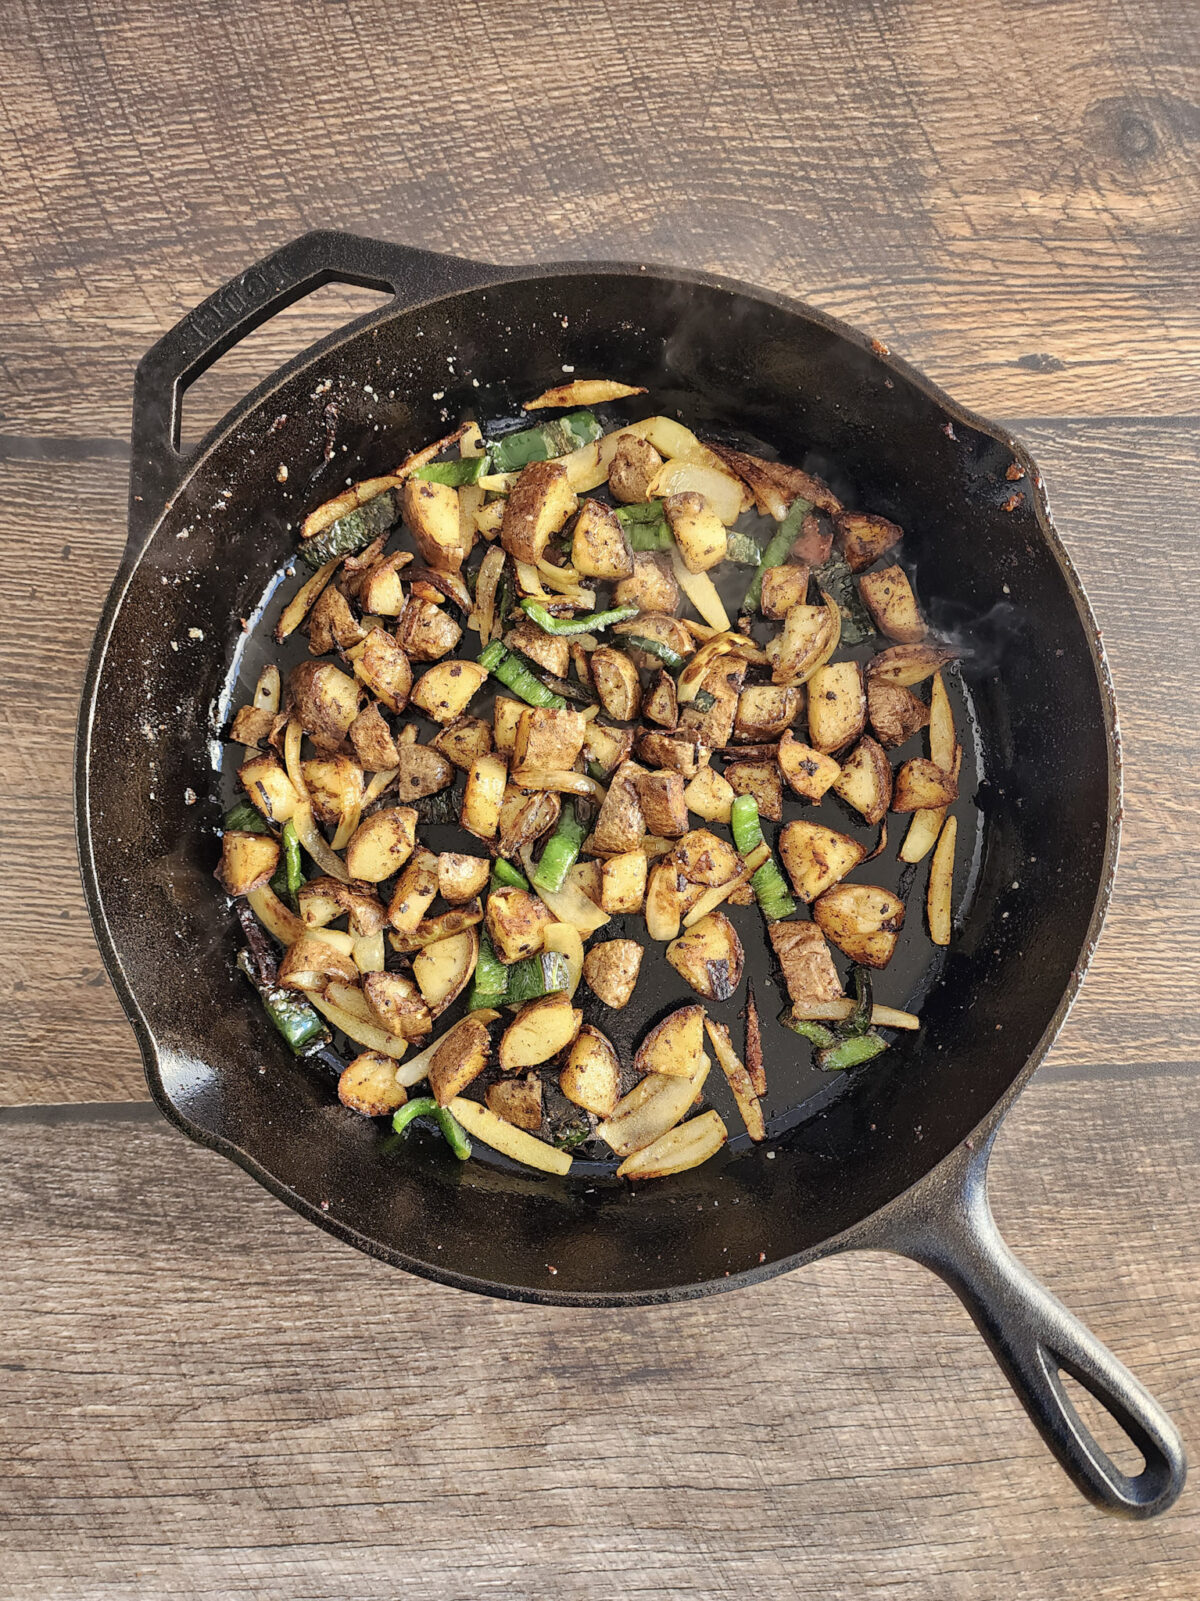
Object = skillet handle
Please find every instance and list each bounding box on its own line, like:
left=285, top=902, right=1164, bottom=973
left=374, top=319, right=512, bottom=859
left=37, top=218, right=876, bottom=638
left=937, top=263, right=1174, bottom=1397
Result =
left=881, top=1131, right=1186, bottom=1517
left=128, top=229, right=497, bottom=535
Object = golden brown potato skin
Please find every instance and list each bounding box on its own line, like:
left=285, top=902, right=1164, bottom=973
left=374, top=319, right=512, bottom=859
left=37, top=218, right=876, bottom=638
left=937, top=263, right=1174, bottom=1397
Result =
left=778, top=819, right=866, bottom=902
left=633, top=768, right=689, bottom=837
left=590, top=761, right=647, bottom=854
left=504, top=617, right=570, bottom=679
left=215, top=830, right=280, bottom=896
left=338, top=1053, right=408, bottom=1117
left=308, top=584, right=365, bottom=655
left=560, top=1026, right=620, bottom=1116
left=726, top=760, right=783, bottom=822
left=429, top=1015, right=492, bottom=1104
left=805, top=662, right=866, bottom=753
left=432, top=715, right=492, bottom=772
left=777, top=731, right=841, bottom=802
left=486, top=1075, right=544, bottom=1131
left=675, top=829, right=740, bottom=886
left=858, top=564, right=925, bottom=642
left=354, top=628, right=413, bottom=713
left=500, top=460, right=577, bottom=565
left=760, top=563, right=811, bottom=620
left=868, top=680, right=931, bottom=748
left=485, top=886, right=553, bottom=964
left=835, top=510, right=903, bottom=572
left=392, top=743, right=453, bottom=800
left=396, top=598, right=462, bottom=662
left=813, top=883, right=906, bottom=968
left=589, top=647, right=642, bottom=722
left=634, top=730, right=706, bottom=778
left=348, top=702, right=400, bottom=771
left=513, top=707, right=587, bottom=772
left=769, top=921, right=843, bottom=1005
left=607, top=435, right=663, bottom=503
left=583, top=940, right=643, bottom=1009
left=666, top=911, right=744, bottom=1001
left=570, top=499, right=634, bottom=580
left=614, top=552, right=680, bottom=615
left=287, top=660, right=360, bottom=751
left=831, top=736, right=893, bottom=825
left=344, top=807, right=418, bottom=881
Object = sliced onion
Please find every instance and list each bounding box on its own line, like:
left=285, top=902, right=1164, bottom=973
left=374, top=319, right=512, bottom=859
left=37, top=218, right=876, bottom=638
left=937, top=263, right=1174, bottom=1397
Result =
left=275, top=557, right=340, bottom=642
left=292, top=801, right=351, bottom=883
left=475, top=544, right=506, bottom=642
left=789, top=1000, right=920, bottom=1030
left=246, top=884, right=304, bottom=946
left=352, top=930, right=385, bottom=974
left=362, top=768, right=399, bottom=807
left=648, top=460, right=745, bottom=525
left=510, top=768, right=607, bottom=803
left=283, top=719, right=310, bottom=801
left=330, top=799, right=361, bottom=853
left=669, top=547, right=729, bottom=631
left=303, top=991, right=409, bottom=1060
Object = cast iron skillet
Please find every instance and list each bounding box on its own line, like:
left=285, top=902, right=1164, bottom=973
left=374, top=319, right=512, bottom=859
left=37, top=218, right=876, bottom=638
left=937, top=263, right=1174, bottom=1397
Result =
left=76, top=230, right=1185, bottom=1516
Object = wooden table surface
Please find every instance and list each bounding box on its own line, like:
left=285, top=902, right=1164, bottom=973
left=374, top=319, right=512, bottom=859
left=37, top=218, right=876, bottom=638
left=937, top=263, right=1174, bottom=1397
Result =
left=2, top=2, right=1198, bottom=1595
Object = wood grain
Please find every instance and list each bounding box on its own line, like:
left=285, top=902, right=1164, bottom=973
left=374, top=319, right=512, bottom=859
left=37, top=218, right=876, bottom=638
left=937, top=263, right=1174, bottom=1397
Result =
left=0, top=1072, right=1196, bottom=1600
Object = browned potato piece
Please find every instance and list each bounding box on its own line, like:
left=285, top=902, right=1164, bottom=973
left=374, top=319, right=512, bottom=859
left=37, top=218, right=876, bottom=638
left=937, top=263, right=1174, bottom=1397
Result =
left=500, top=460, right=577, bottom=565
left=338, top=1052, right=408, bottom=1116
left=643, top=670, right=677, bottom=729
left=413, top=927, right=480, bottom=1016
left=635, top=730, right=706, bottom=778
left=492, top=697, right=525, bottom=755
left=410, top=660, right=489, bottom=724
left=238, top=753, right=299, bottom=824
left=513, top=707, right=587, bottom=771
left=486, top=1075, right=544, bottom=1131
left=706, top=443, right=842, bottom=518
left=806, top=662, right=866, bottom=753
left=633, top=769, right=689, bottom=837
left=683, top=765, right=735, bottom=823
left=769, top=921, right=843, bottom=1006
left=349, top=702, right=401, bottom=771
left=777, top=730, right=841, bottom=802
left=486, top=886, right=554, bottom=964
left=396, top=597, right=462, bottom=662
left=666, top=911, right=744, bottom=1001
left=634, top=1003, right=705, bottom=1079
left=760, top=563, right=811, bottom=620
left=590, top=647, right=641, bottom=722
left=560, top=1026, right=620, bottom=1116
left=353, top=628, right=413, bottom=714
left=675, top=829, right=740, bottom=886
left=388, top=906, right=484, bottom=954
left=614, top=552, right=679, bottom=614
left=892, top=758, right=959, bottom=812
left=287, top=660, right=360, bottom=751
left=835, top=510, right=903, bottom=572
left=735, top=685, right=801, bottom=743
left=344, top=807, right=418, bottom=881
left=498, top=992, right=582, bottom=1070
left=607, top=435, right=663, bottom=503
left=498, top=788, right=561, bottom=858
left=386, top=849, right=440, bottom=932
left=663, top=491, right=727, bottom=573
left=613, top=614, right=694, bottom=671
left=504, top=617, right=570, bottom=678
left=230, top=703, right=277, bottom=748
left=437, top=852, right=490, bottom=904
left=813, top=883, right=905, bottom=967
left=599, top=850, right=648, bottom=914
left=583, top=939, right=644, bottom=1008
left=571, top=499, right=634, bottom=579
left=590, top=761, right=647, bottom=854
left=567, top=860, right=604, bottom=908
left=771, top=602, right=837, bottom=686
left=779, top=820, right=866, bottom=902
left=302, top=754, right=365, bottom=827
left=726, top=760, right=783, bottom=822
left=308, top=583, right=365, bottom=655
left=832, top=736, right=893, bottom=825
left=867, top=644, right=958, bottom=687
left=277, top=934, right=359, bottom=991
left=362, top=971, right=433, bottom=1039
left=868, top=680, right=930, bottom=748
left=678, top=657, right=745, bottom=747
left=432, top=714, right=492, bottom=772
left=429, top=1014, right=492, bottom=1105
left=216, top=830, right=279, bottom=896
left=859, top=564, right=925, bottom=642
left=402, top=477, right=467, bottom=572
left=644, top=860, right=683, bottom=940
left=357, top=552, right=410, bottom=617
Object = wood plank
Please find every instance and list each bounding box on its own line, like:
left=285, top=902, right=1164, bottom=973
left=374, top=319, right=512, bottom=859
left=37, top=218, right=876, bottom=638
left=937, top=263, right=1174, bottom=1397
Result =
left=0, top=0, right=1198, bottom=435
left=0, top=1072, right=1195, bottom=1598
left=2, top=419, right=1196, bottom=1104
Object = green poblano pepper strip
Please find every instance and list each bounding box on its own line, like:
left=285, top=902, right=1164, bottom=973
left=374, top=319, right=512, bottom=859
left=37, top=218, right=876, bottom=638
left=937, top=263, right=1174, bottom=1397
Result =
left=780, top=1011, right=838, bottom=1049
left=724, top=530, right=763, bottom=566
left=815, top=1033, right=889, bottom=1072
left=730, top=793, right=796, bottom=922
left=236, top=950, right=330, bottom=1056
left=845, top=966, right=873, bottom=1038
left=488, top=411, right=602, bottom=473
left=532, top=801, right=586, bottom=894
left=467, top=931, right=510, bottom=1010
left=224, top=800, right=272, bottom=835
left=411, top=456, right=487, bottom=486
left=813, top=551, right=876, bottom=645
left=613, top=501, right=666, bottom=525
left=742, top=497, right=811, bottom=611
left=299, top=489, right=397, bottom=569
left=625, top=518, right=674, bottom=552
left=391, top=1097, right=472, bottom=1160
left=502, top=950, right=572, bottom=1005
left=477, top=641, right=567, bottom=709
left=489, top=858, right=530, bottom=892
left=520, top=600, right=639, bottom=637
left=619, top=633, right=687, bottom=671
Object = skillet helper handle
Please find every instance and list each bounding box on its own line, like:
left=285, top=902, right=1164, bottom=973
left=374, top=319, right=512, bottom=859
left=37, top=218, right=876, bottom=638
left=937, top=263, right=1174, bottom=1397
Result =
left=128, top=229, right=493, bottom=532
left=888, top=1133, right=1186, bottom=1517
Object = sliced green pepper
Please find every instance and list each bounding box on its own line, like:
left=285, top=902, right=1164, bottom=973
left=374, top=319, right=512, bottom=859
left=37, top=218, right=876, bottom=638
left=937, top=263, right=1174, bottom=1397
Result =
left=488, top=411, right=602, bottom=473
left=742, top=497, right=810, bottom=611
left=391, top=1096, right=472, bottom=1160
left=730, top=793, right=796, bottom=922
left=520, top=600, right=639, bottom=637
left=299, top=490, right=397, bottom=569
left=489, top=858, right=530, bottom=892
left=532, top=801, right=586, bottom=894
left=224, top=800, right=271, bottom=836
left=815, top=1033, right=889, bottom=1072
left=411, top=456, right=487, bottom=486
left=236, top=950, right=330, bottom=1056
left=478, top=641, right=567, bottom=709
left=620, top=634, right=687, bottom=671
left=779, top=1011, right=837, bottom=1048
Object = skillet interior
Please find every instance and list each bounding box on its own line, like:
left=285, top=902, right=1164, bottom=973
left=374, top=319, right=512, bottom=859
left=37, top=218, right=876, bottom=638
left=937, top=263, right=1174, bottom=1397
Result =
left=80, top=269, right=1114, bottom=1301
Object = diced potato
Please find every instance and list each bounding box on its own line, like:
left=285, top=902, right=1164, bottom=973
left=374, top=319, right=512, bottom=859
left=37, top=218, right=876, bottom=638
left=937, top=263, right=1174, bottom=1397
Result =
left=428, top=1013, right=492, bottom=1104
left=459, top=754, right=507, bottom=843
left=413, top=927, right=480, bottom=1016
left=684, top=765, right=735, bottom=823
left=859, top=564, right=925, bottom=642
left=777, top=730, right=841, bottom=801
left=616, top=1109, right=727, bottom=1180
left=636, top=730, right=706, bottom=778
left=663, top=491, right=727, bottom=573
left=474, top=499, right=506, bottom=539
left=674, top=829, right=740, bottom=886
left=356, top=553, right=410, bottom=617
left=362, top=971, right=433, bottom=1039
left=589, top=647, right=641, bottom=721
left=386, top=849, right=439, bottom=932
left=812, top=883, right=906, bottom=968
left=590, top=761, right=648, bottom=853
left=525, top=858, right=611, bottom=936
left=583, top=939, right=643, bottom=1008
left=498, top=788, right=561, bottom=858
left=735, top=685, right=801, bottom=743
left=832, top=736, right=893, bottom=824
left=396, top=597, right=462, bottom=662
left=410, top=660, right=488, bottom=724
left=216, top=830, right=280, bottom=896
left=297, top=876, right=383, bottom=936
left=402, top=477, right=467, bottom=572
left=571, top=499, right=634, bottom=579
left=760, top=563, right=811, bottom=619
left=302, top=754, right=365, bottom=828
left=779, top=820, right=867, bottom=902
left=349, top=703, right=401, bottom=771
left=388, top=905, right=484, bottom=954
left=600, top=850, right=648, bottom=914
left=437, top=852, right=490, bottom=904
left=492, top=697, right=525, bottom=755
left=503, top=617, right=570, bottom=678
left=677, top=659, right=744, bottom=746
left=703, top=1019, right=765, bottom=1141
left=651, top=459, right=745, bottom=525
left=725, top=760, right=783, bottom=823
left=432, top=714, right=492, bottom=772
left=353, top=629, right=413, bottom=715
left=338, top=1051, right=408, bottom=1117
left=344, top=807, right=418, bottom=881
left=501, top=460, right=578, bottom=565
left=614, top=552, right=679, bottom=614
left=644, top=860, right=683, bottom=940
left=560, top=1026, right=621, bottom=1116
left=486, top=886, right=553, bottom=964
left=287, top=660, right=361, bottom=751
left=230, top=703, right=277, bottom=748
left=308, top=583, right=366, bottom=655
left=666, top=912, right=744, bottom=1001
left=769, top=920, right=843, bottom=1005
left=513, top=707, right=587, bottom=771
left=771, top=602, right=838, bottom=686
left=277, top=933, right=359, bottom=991
left=391, top=744, right=453, bottom=802
left=238, top=754, right=300, bottom=825
left=584, top=721, right=634, bottom=777
left=606, top=435, right=663, bottom=502
left=927, top=812, right=957, bottom=946
left=633, top=769, right=689, bottom=837
left=705, top=442, right=842, bottom=517
left=893, top=758, right=959, bottom=812
left=642, top=670, right=678, bottom=729
left=634, top=1004, right=705, bottom=1080
left=867, top=644, right=958, bottom=687
left=543, top=923, right=585, bottom=996
left=868, top=680, right=931, bottom=748
left=806, top=661, right=866, bottom=752
left=486, top=1075, right=544, bottom=1131
left=499, top=992, right=582, bottom=1070
left=835, top=510, right=903, bottom=572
